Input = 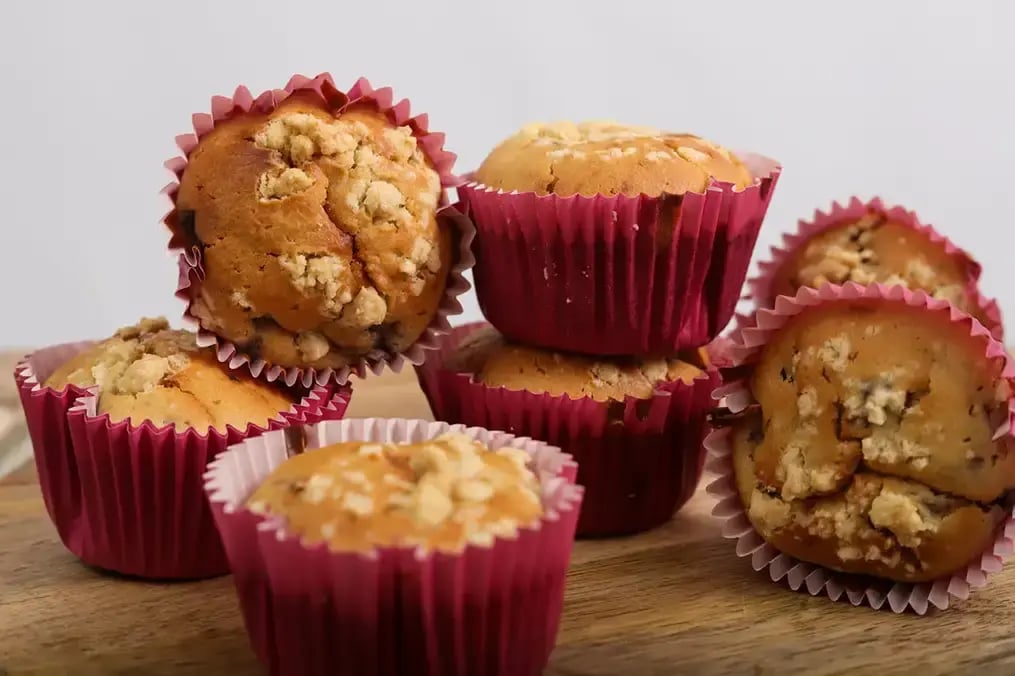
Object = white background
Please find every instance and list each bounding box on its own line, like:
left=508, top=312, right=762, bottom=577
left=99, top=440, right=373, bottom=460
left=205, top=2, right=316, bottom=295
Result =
left=2, top=0, right=1012, bottom=348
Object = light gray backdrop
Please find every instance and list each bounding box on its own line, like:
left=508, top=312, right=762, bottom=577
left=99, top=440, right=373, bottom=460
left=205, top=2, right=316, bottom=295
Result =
left=3, top=0, right=1011, bottom=347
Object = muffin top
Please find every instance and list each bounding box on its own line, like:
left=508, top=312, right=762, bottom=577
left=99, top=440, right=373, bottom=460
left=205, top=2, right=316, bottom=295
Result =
left=728, top=299, right=1012, bottom=582
left=447, top=325, right=706, bottom=401
left=246, top=433, right=543, bottom=553
left=174, top=93, right=452, bottom=370
left=769, top=210, right=976, bottom=311
left=44, top=317, right=294, bottom=432
left=473, top=121, right=752, bottom=197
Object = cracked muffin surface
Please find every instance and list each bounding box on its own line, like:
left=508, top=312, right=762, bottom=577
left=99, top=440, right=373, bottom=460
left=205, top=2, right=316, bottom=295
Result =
left=246, top=432, right=543, bottom=553
left=447, top=325, right=706, bottom=401
left=473, top=121, right=752, bottom=197
left=173, top=93, right=451, bottom=370
left=770, top=210, right=978, bottom=313
left=44, top=317, right=295, bottom=432
left=729, top=301, right=1012, bottom=582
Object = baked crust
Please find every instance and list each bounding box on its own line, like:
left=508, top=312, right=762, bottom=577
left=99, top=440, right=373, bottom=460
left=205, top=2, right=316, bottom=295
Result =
left=175, top=94, right=451, bottom=369
left=474, top=121, right=751, bottom=197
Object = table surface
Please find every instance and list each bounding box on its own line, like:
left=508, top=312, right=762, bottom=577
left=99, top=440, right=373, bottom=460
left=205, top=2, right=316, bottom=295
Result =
left=4, top=364, right=1015, bottom=675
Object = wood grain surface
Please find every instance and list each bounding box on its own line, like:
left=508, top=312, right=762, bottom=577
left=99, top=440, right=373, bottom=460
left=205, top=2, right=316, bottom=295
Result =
left=3, top=367, right=1015, bottom=675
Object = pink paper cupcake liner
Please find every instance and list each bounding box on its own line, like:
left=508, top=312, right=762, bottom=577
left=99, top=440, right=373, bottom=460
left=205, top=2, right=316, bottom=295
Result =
left=205, top=418, right=584, bottom=676
left=458, top=153, right=781, bottom=356
left=415, top=323, right=719, bottom=536
left=741, top=196, right=1003, bottom=339
left=163, top=73, right=476, bottom=388
left=704, top=282, right=1015, bottom=614
left=15, top=343, right=352, bottom=580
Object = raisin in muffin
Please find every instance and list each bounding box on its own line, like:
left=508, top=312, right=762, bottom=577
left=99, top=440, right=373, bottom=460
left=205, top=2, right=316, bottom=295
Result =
left=730, top=300, right=1012, bottom=582
left=45, top=317, right=294, bottom=432
left=769, top=209, right=978, bottom=312
left=246, top=432, right=542, bottom=552
left=172, top=93, right=452, bottom=370
left=473, top=121, right=752, bottom=197
left=447, top=325, right=706, bottom=401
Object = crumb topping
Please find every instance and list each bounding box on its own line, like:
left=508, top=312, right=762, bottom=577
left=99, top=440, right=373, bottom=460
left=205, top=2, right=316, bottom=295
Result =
left=783, top=212, right=975, bottom=314
left=247, top=433, right=544, bottom=553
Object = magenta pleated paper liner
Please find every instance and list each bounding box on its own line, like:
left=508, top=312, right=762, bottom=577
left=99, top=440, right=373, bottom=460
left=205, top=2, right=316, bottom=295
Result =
left=705, top=283, right=1015, bottom=614
left=740, top=196, right=1003, bottom=340
left=164, top=73, right=476, bottom=388
left=415, top=323, right=719, bottom=536
left=205, top=418, right=584, bottom=676
left=15, top=343, right=351, bottom=580
left=458, top=153, right=781, bottom=356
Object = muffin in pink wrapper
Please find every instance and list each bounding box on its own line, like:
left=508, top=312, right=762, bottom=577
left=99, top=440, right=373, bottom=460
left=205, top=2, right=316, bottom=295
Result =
left=743, top=196, right=1003, bottom=339
left=204, top=417, right=583, bottom=676
left=163, top=72, right=476, bottom=387
left=415, top=322, right=719, bottom=536
left=705, top=283, right=1015, bottom=613
left=459, top=121, right=781, bottom=356
left=14, top=318, right=351, bottom=579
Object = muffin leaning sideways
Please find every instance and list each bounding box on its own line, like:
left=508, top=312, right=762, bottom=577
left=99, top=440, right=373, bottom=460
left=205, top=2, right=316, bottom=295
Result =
left=170, top=76, right=462, bottom=376
left=725, top=295, right=1013, bottom=587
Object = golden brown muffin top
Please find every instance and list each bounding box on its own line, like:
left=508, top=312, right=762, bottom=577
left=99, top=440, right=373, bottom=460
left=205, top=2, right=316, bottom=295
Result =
left=473, top=120, right=752, bottom=197
left=174, top=94, right=451, bottom=369
left=44, top=317, right=294, bottom=432
left=447, top=325, right=705, bottom=401
left=727, top=300, right=1012, bottom=582
left=247, top=433, right=543, bottom=553
left=770, top=210, right=976, bottom=311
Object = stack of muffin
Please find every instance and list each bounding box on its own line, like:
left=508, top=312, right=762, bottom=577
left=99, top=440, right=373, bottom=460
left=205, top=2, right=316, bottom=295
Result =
left=416, top=120, right=782, bottom=535
left=707, top=197, right=1014, bottom=612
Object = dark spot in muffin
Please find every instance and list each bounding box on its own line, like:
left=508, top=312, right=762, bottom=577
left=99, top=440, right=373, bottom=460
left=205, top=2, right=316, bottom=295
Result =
left=821, top=367, right=831, bottom=383
left=370, top=322, right=402, bottom=353
left=176, top=209, right=203, bottom=250
left=243, top=335, right=265, bottom=362
left=780, top=367, right=794, bottom=383
left=969, top=456, right=986, bottom=469
left=605, top=400, right=627, bottom=424
left=968, top=404, right=977, bottom=416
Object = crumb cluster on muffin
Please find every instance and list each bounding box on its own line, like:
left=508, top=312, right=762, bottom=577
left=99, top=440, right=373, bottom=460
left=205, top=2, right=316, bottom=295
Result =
left=174, top=93, right=452, bottom=370
left=770, top=209, right=977, bottom=312
left=45, top=317, right=294, bottom=432
left=246, top=432, right=543, bottom=552
left=446, top=325, right=706, bottom=401
left=474, top=121, right=752, bottom=197
left=730, top=301, right=1012, bottom=582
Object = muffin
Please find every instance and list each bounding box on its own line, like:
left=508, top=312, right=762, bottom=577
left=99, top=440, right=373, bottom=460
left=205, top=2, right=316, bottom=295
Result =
left=771, top=208, right=978, bottom=305
left=170, top=82, right=454, bottom=373
left=460, top=121, right=780, bottom=355
left=247, top=432, right=542, bottom=552
left=447, top=324, right=706, bottom=401
left=45, top=317, right=293, bottom=431
left=728, top=298, right=1012, bottom=583
left=416, top=323, right=720, bottom=536
left=206, top=419, right=582, bottom=676
left=16, top=319, right=350, bottom=580
left=748, top=198, right=1000, bottom=338
left=474, top=121, right=752, bottom=197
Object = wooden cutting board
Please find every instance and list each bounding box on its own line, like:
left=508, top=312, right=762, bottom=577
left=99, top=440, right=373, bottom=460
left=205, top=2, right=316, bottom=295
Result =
left=3, top=367, right=1015, bottom=676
